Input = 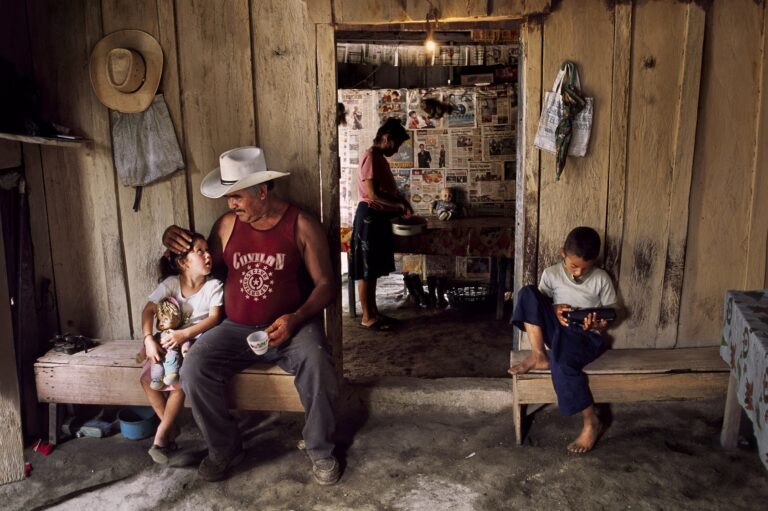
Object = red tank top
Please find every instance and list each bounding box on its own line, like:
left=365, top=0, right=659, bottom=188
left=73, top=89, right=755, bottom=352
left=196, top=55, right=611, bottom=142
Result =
left=223, top=205, right=303, bottom=326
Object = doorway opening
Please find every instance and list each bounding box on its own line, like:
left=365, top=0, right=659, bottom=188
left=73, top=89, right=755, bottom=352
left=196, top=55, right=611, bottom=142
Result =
left=335, top=26, right=521, bottom=381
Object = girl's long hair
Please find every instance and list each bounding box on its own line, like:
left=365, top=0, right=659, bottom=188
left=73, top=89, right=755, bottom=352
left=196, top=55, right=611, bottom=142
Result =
left=159, top=232, right=207, bottom=281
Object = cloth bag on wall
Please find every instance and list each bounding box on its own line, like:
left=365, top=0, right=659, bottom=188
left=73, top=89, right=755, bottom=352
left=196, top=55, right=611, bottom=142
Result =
left=111, top=94, right=185, bottom=211
left=534, top=61, right=593, bottom=180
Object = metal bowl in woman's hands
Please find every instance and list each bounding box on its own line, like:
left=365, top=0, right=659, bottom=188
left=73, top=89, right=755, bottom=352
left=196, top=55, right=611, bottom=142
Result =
left=391, top=215, right=427, bottom=236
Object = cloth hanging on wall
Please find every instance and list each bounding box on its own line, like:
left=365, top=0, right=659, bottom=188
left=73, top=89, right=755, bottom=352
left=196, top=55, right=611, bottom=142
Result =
left=110, top=94, right=184, bottom=211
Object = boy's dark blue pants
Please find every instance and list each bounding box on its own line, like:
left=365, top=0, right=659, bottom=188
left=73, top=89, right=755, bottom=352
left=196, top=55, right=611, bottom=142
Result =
left=511, top=285, right=605, bottom=416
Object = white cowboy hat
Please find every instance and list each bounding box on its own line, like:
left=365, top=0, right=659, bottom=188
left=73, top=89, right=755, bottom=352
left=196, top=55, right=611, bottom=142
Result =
left=89, top=30, right=163, bottom=113
left=201, top=146, right=289, bottom=198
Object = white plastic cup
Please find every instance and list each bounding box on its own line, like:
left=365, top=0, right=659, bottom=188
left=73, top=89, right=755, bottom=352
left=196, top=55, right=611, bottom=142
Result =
left=247, top=331, right=269, bottom=355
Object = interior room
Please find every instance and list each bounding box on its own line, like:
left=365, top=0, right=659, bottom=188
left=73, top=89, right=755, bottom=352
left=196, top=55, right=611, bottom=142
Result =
left=336, top=27, right=519, bottom=380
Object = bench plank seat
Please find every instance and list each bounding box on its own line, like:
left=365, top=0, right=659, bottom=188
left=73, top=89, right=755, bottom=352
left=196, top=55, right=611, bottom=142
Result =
left=510, top=347, right=729, bottom=445
left=35, top=340, right=303, bottom=443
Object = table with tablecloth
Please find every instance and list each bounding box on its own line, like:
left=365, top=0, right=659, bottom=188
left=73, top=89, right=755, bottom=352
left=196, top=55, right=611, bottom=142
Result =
left=342, top=217, right=514, bottom=319
left=720, top=289, right=768, bottom=469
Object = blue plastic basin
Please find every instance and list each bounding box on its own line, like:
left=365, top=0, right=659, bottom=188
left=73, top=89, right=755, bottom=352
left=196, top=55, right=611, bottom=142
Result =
left=117, top=406, right=158, bottom=440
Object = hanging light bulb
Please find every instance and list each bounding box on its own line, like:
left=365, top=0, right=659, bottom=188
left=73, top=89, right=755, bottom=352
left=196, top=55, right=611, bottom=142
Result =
left=425, top=31, right=437, bottom=53
left=424, top=6, right=439, bottom=53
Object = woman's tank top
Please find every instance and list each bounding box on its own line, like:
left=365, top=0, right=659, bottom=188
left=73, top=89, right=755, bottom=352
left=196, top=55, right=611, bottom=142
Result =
left=223, top=205, right=303, bottom=326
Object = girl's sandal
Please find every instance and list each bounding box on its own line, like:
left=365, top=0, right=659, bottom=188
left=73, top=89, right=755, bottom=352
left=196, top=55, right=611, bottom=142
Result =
left=148, top=442, right=178, bottom=464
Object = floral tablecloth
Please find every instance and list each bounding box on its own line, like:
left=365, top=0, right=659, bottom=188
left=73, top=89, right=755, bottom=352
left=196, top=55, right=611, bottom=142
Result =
left=721, top=289, right=768, bottom=469
left=340, top=225, right=514, bottom=257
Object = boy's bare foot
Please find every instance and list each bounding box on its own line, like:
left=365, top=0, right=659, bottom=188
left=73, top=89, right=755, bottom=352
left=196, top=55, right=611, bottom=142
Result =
left=507, top=351, right=549, bottom=375
left=567, top=414, right=601, bottom=454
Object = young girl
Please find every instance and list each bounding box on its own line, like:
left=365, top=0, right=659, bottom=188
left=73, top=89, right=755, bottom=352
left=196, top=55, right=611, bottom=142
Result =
left=140, top=233, right=223, bottom=464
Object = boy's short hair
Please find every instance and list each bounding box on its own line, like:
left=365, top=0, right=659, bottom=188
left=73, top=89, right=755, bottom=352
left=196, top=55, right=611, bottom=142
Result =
left=563, top=226, right=601, bottom=261
left=374, top=117, right=409, bottom=144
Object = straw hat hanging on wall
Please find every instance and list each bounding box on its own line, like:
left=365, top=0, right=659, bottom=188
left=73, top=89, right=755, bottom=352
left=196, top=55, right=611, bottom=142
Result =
left=89, top=29, right=163, bottom=113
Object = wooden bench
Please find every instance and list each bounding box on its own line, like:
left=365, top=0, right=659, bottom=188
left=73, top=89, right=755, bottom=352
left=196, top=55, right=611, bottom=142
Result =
left=34, top=339, right=302, bottom=444
left=510, top=347, right=729, bottom=445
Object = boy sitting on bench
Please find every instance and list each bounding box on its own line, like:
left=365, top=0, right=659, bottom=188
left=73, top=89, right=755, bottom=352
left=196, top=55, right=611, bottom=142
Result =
left=509, top=226, right=617, bottom=453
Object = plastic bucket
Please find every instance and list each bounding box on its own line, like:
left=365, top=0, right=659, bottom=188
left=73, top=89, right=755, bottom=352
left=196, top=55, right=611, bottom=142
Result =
left=117, top=406, right=158, bottom=440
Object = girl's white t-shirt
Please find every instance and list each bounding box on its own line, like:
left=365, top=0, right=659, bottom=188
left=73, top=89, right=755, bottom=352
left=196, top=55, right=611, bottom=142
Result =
left=148, top=276, right=224, bottom=338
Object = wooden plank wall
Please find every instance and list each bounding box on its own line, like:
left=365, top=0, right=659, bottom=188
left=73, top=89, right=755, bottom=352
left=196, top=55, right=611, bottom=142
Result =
left=26, top=0, right=132, bottom=339
left=678, top=0, right=768, bottom=344
left=19, top=0, right=325, bottom=340
left=100, top=0, right=191, bottom=341
left=536, top=0, right=613, bottom=276
left=610, top=1, right=702, bottom=348
left=532, top=0, right=766, bottom=348
left=7, top=0, right=767, bottom=353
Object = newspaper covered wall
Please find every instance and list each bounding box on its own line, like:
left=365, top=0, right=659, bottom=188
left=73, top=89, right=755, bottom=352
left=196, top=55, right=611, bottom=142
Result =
left=338, top=85, right=517, bottom=227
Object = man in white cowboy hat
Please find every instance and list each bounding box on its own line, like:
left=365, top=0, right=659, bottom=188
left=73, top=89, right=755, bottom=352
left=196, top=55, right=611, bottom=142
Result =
left=163, top=146, right=340, bottom=484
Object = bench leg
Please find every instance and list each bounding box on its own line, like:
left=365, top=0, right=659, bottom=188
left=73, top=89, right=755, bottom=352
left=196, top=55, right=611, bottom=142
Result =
left=512, top=376, right=523, bottom=445
left=48, top=403, right=59, bottom=445
left=720, top=373, right=742, bottom=448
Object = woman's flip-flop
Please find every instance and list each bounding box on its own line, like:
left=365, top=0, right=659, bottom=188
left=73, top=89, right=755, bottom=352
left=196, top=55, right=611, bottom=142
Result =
left=360, top=320, right=392, bottom=332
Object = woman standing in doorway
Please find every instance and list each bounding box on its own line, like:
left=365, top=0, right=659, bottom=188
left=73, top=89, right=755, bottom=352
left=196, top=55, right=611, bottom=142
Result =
left=351, top=118, right=413, bottom=331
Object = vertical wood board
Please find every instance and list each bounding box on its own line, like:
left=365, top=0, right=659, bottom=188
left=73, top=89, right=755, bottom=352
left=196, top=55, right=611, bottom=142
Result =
left=0, top=210, right=26, bottom=485
left=678, top=0, right=764, bottom=344
left=251, top=0, right=321, bottom=214
left=176, top=0, right=255, bottom=237
left=101, top=0, right=191, bottom=337
left=22, top=145, right=60, bottom=340
left=744, top=3, right=768, bottom=290
left=316, top=23, right=343, bottom=378
left=613, top=2, right=687, bottom=348
left=604, top=3, right=632, bottom=284
left=26, top=0, right=131, bottom=338
left=515, top=20, right=543, bottom=350
left=656, top=4, right=705, bottom=346
left=537, top=0, right=614, bottom=275
left=516, top=20, right=543, bottom=290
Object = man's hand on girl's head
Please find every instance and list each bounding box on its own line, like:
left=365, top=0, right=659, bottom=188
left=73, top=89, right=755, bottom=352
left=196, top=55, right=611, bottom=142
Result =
left=162, top=225, right=193, bottom=254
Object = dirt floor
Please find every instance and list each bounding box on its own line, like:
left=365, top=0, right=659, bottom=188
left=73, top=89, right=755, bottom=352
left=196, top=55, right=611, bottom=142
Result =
left=342, top=273, right=512, bottom=380
left=3, top=399, right=767, bottom=510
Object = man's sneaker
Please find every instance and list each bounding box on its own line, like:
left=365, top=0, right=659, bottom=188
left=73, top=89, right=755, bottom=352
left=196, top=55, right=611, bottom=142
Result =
left=198, top=449, right=245, bottom=482
left=312, top=456, right=341, bottom=485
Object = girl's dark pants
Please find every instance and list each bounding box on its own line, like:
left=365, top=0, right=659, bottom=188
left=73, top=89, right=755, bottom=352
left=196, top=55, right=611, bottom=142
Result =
left=511, top=285, right=605, bottom=416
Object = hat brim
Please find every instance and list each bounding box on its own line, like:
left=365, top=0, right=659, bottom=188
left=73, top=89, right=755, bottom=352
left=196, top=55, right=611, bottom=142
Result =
left=90, top=30, right=163, bottom=113
left=200, top=167, right=290, bottom=198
